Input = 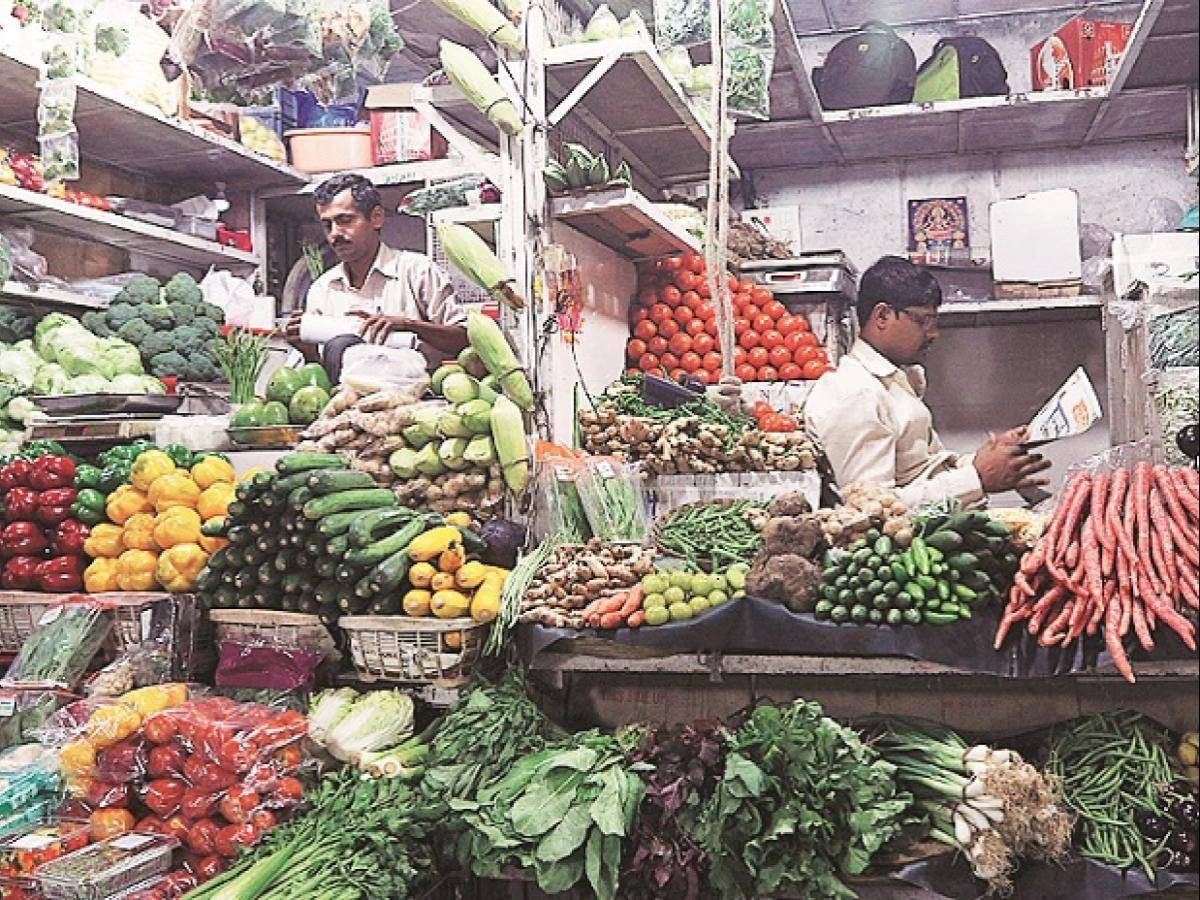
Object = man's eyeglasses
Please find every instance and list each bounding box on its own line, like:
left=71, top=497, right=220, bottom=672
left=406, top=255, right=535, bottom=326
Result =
left=898, top=308, right=940, bottom=331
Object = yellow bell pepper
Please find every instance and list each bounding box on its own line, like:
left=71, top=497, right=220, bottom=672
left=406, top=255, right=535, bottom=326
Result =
left=191, top=455, right=236, bottom=490
left=83, top=558, right=122, bottom=593
left=130, top=450, right=176, bottom=492
left=106, top=486, right=152, bottom=526
left=155, top=543, right=208, bottom=592
left=84, top=703, right=142, bottom=749
left=120, top=683, right=187, bottom=717
left=147, top=471, right=201, bottom=513
left=196, top=482, right=235, bottom=520
left=122, top=513, right=158, bottom=551
left=200, top=517, right=229, bottom=554
left=83, top=523, right=126, bottom=559
left=59, top=740, right=97, bottom=778
left=153, top=507, right=202, bottom=549
left=116, top=549, right=159, bottom=591
left=239, top=466, right=268, bottom=483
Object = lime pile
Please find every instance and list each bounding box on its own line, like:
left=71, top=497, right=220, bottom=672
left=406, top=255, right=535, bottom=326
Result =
left=639, top=563, right=749, bottom=626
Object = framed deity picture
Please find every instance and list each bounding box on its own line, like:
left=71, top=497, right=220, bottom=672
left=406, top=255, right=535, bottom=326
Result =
left=907, top=197, right=969, bottom=261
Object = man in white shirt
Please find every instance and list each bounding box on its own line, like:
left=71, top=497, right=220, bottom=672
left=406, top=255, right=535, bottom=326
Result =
left=806, top=256, right=1050, bottom=507
left=284, top=173, right=469, bottom=365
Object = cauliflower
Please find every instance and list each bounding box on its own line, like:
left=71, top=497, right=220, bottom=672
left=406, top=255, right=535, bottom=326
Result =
left=117, top=319, right=154, bottom=347
left=149, top=351, right=188, bottom=378
left=113, top=275, right=161, bottom=306
left=163, top=273, right=204, bottom=307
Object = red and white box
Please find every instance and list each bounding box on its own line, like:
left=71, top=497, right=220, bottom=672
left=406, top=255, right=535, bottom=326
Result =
left=363, top=85, right=448, bottom=165
left=1031, top=17, right=1133, bottom=90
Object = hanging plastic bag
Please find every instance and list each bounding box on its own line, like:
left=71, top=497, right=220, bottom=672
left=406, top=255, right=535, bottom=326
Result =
left=722, top=0, right=775, bottom=119
left=583, top=4, right=620, bottom=41
left=653, top=0, right=709, bottom=47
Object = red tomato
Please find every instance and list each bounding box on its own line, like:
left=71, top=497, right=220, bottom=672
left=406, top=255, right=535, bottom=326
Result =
left=734, top=280, right=754, bottom=294
left=768, top=346, right=791, bottom=368
left=659, top=285, right=681, bottom=306
left=681, top=290, right=701, bottom=310
left=213, top=823, right=260, bottom=859
left=143, top=778, right=187, bottom=817
left=136, top=815, right=165, bottom=834
left=763, top=301, right=787, bottom=320
left=725, top=273, right=739, bottom=292
left=147, top=744, right=187, bottom=778
left=632, top=320, right=657, bottom=341
left=735, top=363, right=757, bottom=381
left=195, top=855, right=227, bottom=881
left=776, top=314, right=801, bottom=335
left=704, top=318, right=718, bottom=337
left=753, top=315, right=774, bottom=334
left=217, top=738, right=258, bottom=775
left=802, top=360, right=828, bottom=379
left=632, top=307, right=650, bottom=324
left=142, top=713, right=178, bottom=745
left=739, top=330, right=760, bottom=350
left=794, top=314, right=811, bottom=332
left=625, top=368, right=640, bottom=378
left=742, top=304, right=761, bottom=321
left=757, top=366, right=779, bottom=382
left=649, top=303, right=673, bottom=324
left=733, top=317, right=750, bottom=337
left=697, top=280, right=711, bottom=299
left=685, top=319, right=706, bottom=336
left=637, top=353, right=660, bottom=373
left=162, top=815, right=190, bottom=841
left=750, top=287, right=772, bottom=306
left=218, top=786, right=261, bottom=825
left=669, top=368, right=687, bottom=382
left=702, top=352, right=722, bottom=371
left=657, top=318, right=680, bottom=339
left=249, top=808, right=277, bottom=832
left=783, top=332, right=804, bottom=352
left=187, top=819, right=219, bottom=856
left=645, top=336, right=667, bottom=357
left=679, top=351, right=702, bottom=372
left=779, top=362, right=803, bottom=380
left=813, top=348, right=829, bottom=364
left=667, top=333, right=692, bottom=356
left=797, top=331, right=819, bottom=347
left=761, top=330, right=784, bottom=350
left=659, top=352, right=680, bottom=371
left=747, top=346, right=769, bottom=368
left=691, top=368, right=713, bottom=384
left=662, top=256, right=682, bottom=271
left=626, top=338, right=647, bottom=359
left=85, top=780, right=129, bottom=809
left=682, top=253, right=705, bottom=273
left=694, top=300, right=715, bottom=321
left=733, top=347, right=748, bottom=366
left=692, top=333, right=715, bottom=355
left=794, top=345, right=819, bottom=364
left=183, top=757, right=237, bottom=793
left=671, top=306, right=692, bottom=327
left=676, top=270, right=701, bottom=292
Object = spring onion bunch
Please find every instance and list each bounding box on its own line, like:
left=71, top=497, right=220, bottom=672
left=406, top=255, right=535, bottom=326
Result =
left=874, top=719, right=1073, bottom=892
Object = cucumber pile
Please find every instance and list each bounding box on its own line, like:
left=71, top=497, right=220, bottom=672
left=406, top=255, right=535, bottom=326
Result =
left=815, top=510, right=1019, bottom=628
left=194, top=452, right=459, bottom=623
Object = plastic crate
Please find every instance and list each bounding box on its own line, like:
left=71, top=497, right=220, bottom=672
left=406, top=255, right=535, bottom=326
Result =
left=338, top=616, right=485, bottom=687
left=208, top=610, right=338, bottom=662
left=37, top=834, right=177, bottom=900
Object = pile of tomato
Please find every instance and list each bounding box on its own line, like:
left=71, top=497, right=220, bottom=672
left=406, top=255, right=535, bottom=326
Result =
left=626, top=254, right=834, bottom=384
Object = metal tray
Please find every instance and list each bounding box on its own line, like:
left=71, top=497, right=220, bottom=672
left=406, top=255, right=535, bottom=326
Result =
left=226, top=424, right=302, bottom=448
left=32, top=394, right=183, bottom=417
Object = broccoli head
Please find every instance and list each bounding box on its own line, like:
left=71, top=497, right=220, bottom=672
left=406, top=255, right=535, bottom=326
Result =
left=149, top=351, right=188, bottom=378
left=137, top=301, right=175, bottom=331
left=80, top=310, right=112, bottom=338
left=0, top=305, right=36, bottom=344
left=197, top=302, right=225, bottom=323
left=194, top=317, right=220, bottom=339
left=184, top=355, right=218, bottom=382
left=139, top=331, right=175, bottom=359
left=114, top=275, right=161, bottom=305
left=169, top=325, right=205, bottom=352
left=163, top=273, right=204, bottom=307
left=104, top=303, right=140, bottom=330
left=116, top=319, right=154, bottom=346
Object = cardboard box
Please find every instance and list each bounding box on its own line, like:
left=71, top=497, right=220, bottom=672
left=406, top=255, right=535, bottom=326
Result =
left=363, top=84, right=447, bottom=164
left=1031, top=17, right=1133, bottom=90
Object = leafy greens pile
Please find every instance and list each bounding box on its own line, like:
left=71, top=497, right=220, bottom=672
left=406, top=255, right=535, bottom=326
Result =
left=620, top=721, right=726, bottom=900
left=694, top=700, right=912, bottom=900
left=453, top=732, right=645, bottom=900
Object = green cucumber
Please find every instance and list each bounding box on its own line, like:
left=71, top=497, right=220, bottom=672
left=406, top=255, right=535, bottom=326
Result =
left=924, top=530, right=963, bottom=553
left=348, top=508, right=418, bottom=548
left=303, top=489, right=396, bottom=520
left=277, top=453, right=345, bottom=474
left=281, top=573, right=306, bottom=595
left=366, top=546, right=412, bottom=595
left=946, top=552, right=979, bottom=572
left=345, top=518, right=429, bottom=568
left=317, top=510, right=370, bottom=537
left=306, top=469, right=377, bottom=495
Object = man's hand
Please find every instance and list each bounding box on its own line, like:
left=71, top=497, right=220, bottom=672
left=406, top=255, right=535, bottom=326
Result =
left=284, top=310, right=304, bottom=346
left=973, top=427, right=1051, bottom=494
left=349, top=310, right=410, bottom=345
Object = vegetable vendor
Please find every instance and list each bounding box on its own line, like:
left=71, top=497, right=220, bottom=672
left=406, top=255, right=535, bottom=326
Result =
left=806, top=256, right=1050, bottom=506
left=285, top=173, right=470, bottom=378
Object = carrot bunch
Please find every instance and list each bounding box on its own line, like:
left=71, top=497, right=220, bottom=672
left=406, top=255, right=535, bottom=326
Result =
left=994, top=462, right=1199, bottom=682
left=581, top=585, right=646, bottom=630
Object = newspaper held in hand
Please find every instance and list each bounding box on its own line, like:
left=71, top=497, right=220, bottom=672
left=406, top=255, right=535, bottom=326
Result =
left=1027, top=366, right=1103, bottom=444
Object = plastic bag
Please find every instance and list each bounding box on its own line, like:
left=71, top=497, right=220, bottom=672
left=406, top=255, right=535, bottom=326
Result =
left=85, top=644, right=172, bottom=699
left=36, top=79, right=77, bottom=134
left=214, top=639, right=324, bottom=692
left=576, top=456, right=648, bottom=542
left=1150, top=367, right=1198, bottom=465
left=654, top=0, right=709, bottom=47
left=583, top=4, right=620, bottom=41
left=399, top=177, right=492, bottom=216
left=0, top=226, right=49, bottom=284
left=534, top=444, right=592, bottom=542
left=1147, top=300, right=1199, bottom=370
left=723, top=0, right=774, bottom=119
left=0, top=690, right=68, bottom=753
left=2, top=601, right=112, bottom=690
left=38, top=128, right=80, bottom=183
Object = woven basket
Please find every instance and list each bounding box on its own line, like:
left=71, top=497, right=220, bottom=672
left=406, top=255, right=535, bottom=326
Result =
left=338, top=616, right=486, bottom=687
left=208, top=609, right=339, bottom=661
left=0, top=592, right=177, bottom=655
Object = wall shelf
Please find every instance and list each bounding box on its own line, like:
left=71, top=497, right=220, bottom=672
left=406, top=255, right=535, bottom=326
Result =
left=937, top=294, right=1103, bottom=327
left=551, top=187, right=701, bottom=259
left=1, top=280, right=108, bottom=312
left=0, top=183, right=259, bottom=270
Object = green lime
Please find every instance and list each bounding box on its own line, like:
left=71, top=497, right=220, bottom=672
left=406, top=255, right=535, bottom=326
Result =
left=644, top=605, right=670, bottom=626
left=663, top=586, right=686, bottom=605
left=689, top=597, right=711, bottom=615
left=642, top=574, right=669, bottom=595
left=668, top=602, right=694, bottom=622
left=708, top=589, right=729, bottom=606
left=644, top=593, right=667, bottom=609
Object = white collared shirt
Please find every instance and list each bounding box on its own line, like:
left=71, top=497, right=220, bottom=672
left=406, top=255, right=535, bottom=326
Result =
left=805, top=339, right=984, bottom=508
left=305, top=243, right=468, bottom=327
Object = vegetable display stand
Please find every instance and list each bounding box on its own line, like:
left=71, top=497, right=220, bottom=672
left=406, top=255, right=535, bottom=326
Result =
left=338, top=615, right=486, bottom=687
left=208, top=609, right=339, bottom=662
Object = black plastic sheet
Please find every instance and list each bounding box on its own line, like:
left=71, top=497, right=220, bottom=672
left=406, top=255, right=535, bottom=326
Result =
left=517, top=596, right=1196, bottom=678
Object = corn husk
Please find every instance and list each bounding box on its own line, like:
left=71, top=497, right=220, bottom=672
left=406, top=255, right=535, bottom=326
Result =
left=432, top=0, right=523, bottom=54
left=437, top=222, right=526, bottom=309
left=439, top=40, right=523, bottom=136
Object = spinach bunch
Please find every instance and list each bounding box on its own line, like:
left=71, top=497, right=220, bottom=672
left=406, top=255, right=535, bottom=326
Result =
left=694, top=701, right=912, bottom=900
left=453, top=732, right=645, bottom=900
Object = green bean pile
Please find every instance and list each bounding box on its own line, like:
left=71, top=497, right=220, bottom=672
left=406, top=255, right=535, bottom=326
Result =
left=1048, top=710, right=1175, bottom=878
left=655, top=500, right=768, bottom=569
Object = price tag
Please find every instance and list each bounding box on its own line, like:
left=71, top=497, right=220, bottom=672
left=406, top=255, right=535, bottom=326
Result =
left=596, top=461, right=615, bottom=479
left=111, top=833, right=154, bottom=851
left=0, top=696, right=15, bottom=718
left=11, top=834, right=55, bottom=850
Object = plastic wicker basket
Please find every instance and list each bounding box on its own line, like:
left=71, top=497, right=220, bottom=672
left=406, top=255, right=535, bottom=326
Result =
left=0, top=593, right=180, bottom=657
left=208, top=609, right=339, bottom=661
left=0, top=595, right=54, bottom=654
left=338, top=616, right=485, bottom=687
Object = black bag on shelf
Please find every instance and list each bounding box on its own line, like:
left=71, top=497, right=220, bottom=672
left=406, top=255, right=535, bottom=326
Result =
left=913, top=35, right=1010, bottom=102
left=812, top=21, right=916, bottom=110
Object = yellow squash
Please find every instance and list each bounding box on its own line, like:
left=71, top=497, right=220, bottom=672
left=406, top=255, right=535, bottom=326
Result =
left=408, top=526, right=463, bottom=562
left=431, top=589, right=470, bottom=619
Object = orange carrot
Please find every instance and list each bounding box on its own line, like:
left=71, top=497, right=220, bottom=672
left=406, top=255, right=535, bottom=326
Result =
left=1092, top=472, right=1112, bottom=552
left=1104, top=595, right=1135, bottom=683
left=1020, top=542, right=1047, bottom=575
left=1131, top=600, right=1155, bottom=652
left=1106, top=467, right=1129, bottom=549
left=1155, top=466, right=1193, bottom=533
left=1056, top=475, right=1092, bottom=560
left=617, top=585, right=644, bottom=618
left=1149, top=489, right=1179, bottom=594
left=626, top=610, right=646, bottom=628
left=1142, top=592, right=1197, bottom=650
left=598, top=612, right=625, bottom=630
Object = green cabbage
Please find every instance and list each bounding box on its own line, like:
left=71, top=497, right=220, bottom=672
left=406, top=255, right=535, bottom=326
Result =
left=308, top=687, right=360, bottom=746
left=140, top=376, right=167, bottom=395
left=0, top=346, right=41, bottom=389
left=5, top=396, right=36, bottom=425
left=110, top=373, right=148, bottom=394
left=100, top=338, right=145, bottom=376
left=63, top=374, right=111, bottom=395
left=33, top=312, right=79, bottom=357
left=324, top=689, right=414, bottom=764
left=32, top=363, right=70, bottom=395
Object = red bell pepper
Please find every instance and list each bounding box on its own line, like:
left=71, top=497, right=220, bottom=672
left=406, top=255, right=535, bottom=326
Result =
left=1, top=521, right=48, bottom=557
left=49, top=519, right=90, bottom=556
left=36, top=488, right=79, bottom=528
left=35, top=555, right=85, bottom=593
left=28, top=456, right=76, bottom=491
left=3, top=488, right=40, bottom=522
left=39, top=487, right=77, bottom=507
left=0, top=459, right=32, bottom=492
left=36, top=505, right=73, bottom=527
left=1, top=555, right=43, bottom=590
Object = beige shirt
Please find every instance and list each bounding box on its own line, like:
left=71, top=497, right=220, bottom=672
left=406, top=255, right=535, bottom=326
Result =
left=805, top=339, right=984, bottom=508
left=306, top=243, right=468, bottom=327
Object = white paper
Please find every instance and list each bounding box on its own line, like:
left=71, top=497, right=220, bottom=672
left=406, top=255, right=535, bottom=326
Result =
left=1027, top=366, right=1103, bottom=442
left=299, top=314, right=417, bottom=349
